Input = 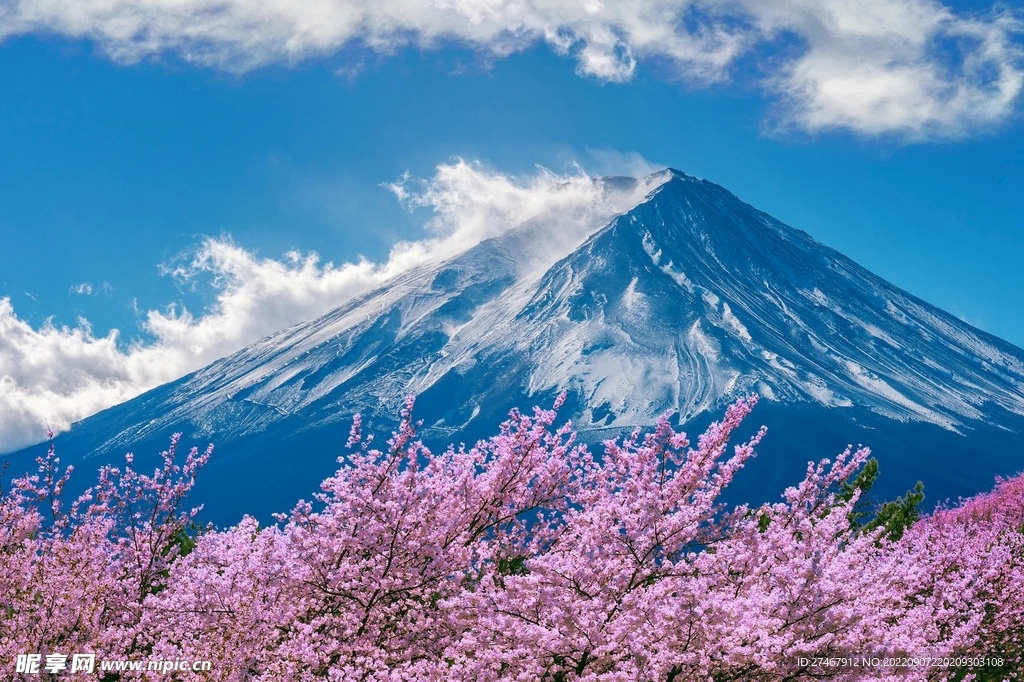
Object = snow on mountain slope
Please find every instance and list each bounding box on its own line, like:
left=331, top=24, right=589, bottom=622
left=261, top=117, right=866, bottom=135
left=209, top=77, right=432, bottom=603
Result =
left=510, top=172, right=1024, bottom=432
left=80, top=173, right=674, bottom=452
left=120, top=169, right=1023, bottom=446
left=13, top=169, right=1024, bottom=524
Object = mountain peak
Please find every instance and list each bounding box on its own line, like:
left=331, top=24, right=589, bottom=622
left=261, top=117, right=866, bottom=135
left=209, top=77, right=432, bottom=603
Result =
left=55, top=166, right=1024, bottom=439
left=18, top=172, right=1024, bottom=524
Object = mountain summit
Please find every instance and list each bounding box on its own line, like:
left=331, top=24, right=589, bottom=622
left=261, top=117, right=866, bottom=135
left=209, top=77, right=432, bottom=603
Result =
left=13, top=170, right=1024, bottom=523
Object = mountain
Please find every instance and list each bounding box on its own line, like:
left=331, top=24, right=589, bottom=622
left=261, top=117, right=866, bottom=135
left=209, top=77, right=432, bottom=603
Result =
left=9, top=170, right=1024, bottom=525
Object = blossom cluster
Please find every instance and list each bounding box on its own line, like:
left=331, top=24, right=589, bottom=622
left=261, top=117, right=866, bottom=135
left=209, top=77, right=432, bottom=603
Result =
left=2, top=395, right=1021, bottom=680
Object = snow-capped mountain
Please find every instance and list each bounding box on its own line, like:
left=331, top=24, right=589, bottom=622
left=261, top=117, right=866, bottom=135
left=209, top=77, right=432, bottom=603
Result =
left=12, top=170, right=1024, bottom=524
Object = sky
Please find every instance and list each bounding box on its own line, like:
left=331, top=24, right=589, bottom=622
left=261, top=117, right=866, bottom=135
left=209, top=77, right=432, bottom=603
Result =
left=1, top=0, right=1023, bottom=453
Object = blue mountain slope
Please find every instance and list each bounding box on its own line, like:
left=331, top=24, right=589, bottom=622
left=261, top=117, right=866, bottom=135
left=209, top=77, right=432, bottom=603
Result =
left=9, top=170, right=1024, bottom=525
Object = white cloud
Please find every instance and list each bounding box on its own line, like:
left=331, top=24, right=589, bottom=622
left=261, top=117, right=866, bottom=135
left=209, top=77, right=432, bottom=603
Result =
left=0, top=159, right=663, bottom=454
left=70, top=282, right=94, bottom=295
left=749, top=0, right=1024, bottom=138
left=0, top=0, right=1020, bottom=137
left=583, top=148, right=665, bottom=179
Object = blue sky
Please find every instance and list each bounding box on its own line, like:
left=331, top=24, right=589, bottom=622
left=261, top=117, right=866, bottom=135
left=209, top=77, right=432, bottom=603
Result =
left=1, top=0, right=1022, bottom=451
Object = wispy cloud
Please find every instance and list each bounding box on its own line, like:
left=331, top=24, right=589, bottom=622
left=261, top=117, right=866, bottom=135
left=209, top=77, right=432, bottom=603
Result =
left=0, top=159, right=664, bottom=453
left=583, top=149, right=665, bottom=179
left=70, top=282, right=94, bottom=295
left=0, top=0, right=1020, bottom=138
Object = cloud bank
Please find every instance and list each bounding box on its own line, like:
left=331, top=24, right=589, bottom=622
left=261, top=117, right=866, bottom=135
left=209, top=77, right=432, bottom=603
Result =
left=1, top=0, right=1021, bottom=137
left=0, top=160, right=663, bottom=453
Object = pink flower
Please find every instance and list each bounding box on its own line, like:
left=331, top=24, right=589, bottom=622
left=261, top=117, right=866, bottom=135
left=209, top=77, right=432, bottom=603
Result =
left=3, top=396, right=1020, bottom=681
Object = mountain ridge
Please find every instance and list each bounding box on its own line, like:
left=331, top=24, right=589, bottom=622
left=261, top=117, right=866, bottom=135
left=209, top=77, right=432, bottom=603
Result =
left=8, top=169, right=1024, bottom=524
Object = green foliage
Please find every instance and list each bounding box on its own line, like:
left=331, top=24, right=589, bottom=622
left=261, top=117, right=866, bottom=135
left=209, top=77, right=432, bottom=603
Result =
left=147, top=521, right=208, bottom=597
left=838, top=457, right=879, bottom=525
left=839, top=457, right=925, bottom=542
left=496, top=555, right=528, bottom=577
left=863, top=481, right=925, bottom=542
left=170, top=521, right=207, bottom=559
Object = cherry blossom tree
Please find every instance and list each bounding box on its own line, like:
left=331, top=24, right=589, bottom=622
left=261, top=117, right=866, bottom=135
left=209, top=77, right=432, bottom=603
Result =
left=2, top=395, right=1021, bottom=681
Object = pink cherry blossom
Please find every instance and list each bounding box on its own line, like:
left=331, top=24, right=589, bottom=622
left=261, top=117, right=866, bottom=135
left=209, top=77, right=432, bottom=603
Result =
left=2, top=395, right=1020, bottom=680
